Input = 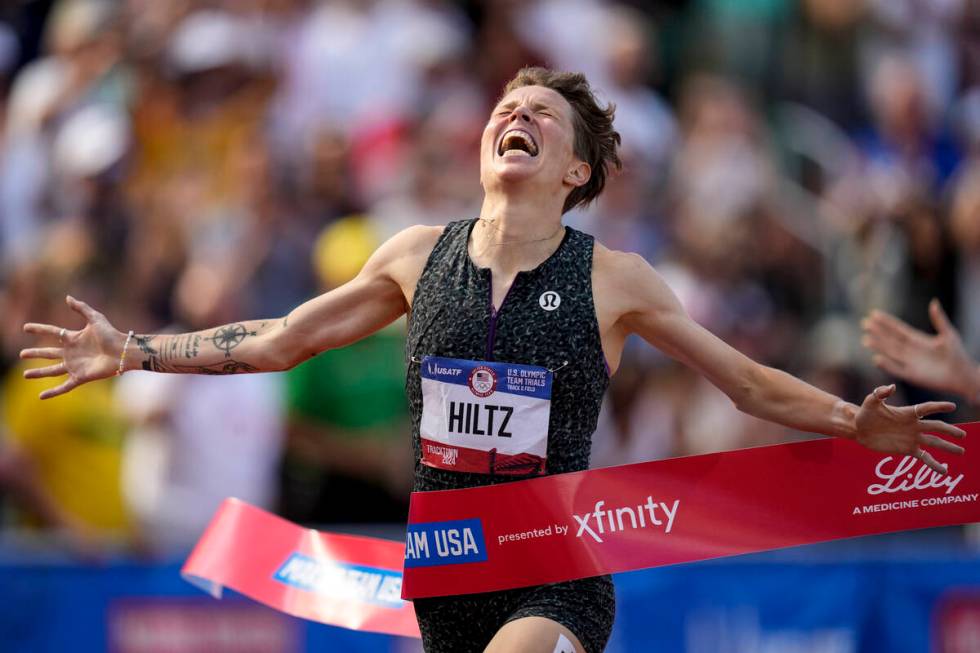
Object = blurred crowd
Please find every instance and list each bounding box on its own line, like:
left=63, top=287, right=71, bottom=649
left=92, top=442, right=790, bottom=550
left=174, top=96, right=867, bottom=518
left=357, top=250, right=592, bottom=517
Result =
left=1, top=0, right=979, bottom=557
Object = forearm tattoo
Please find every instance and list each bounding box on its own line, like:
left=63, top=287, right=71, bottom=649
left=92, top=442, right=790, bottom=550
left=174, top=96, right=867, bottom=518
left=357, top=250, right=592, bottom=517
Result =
left=136, top=335, right=158, bottom=356
left=142, top=358, right=259, bottom=375
left=137, top=320, right=271, bottom=375
left=205, top=323, right=258, bottom=358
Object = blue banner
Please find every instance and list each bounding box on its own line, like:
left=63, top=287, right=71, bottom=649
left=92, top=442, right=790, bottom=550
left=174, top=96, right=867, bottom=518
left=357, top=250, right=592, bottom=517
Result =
left=3, top=548, right=980, bottom=652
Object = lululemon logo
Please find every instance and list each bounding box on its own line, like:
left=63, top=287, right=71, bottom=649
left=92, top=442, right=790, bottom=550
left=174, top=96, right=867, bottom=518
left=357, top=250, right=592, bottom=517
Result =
left=539, top=291, right=561, bottom=311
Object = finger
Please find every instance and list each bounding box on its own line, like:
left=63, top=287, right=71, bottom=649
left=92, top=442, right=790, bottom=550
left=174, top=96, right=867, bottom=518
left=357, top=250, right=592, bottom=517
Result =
left=920, top=433, right=965, bottom=456
left=863, top=330, right=906, bottom=359
left=871, top=353, right=907, bottom=378
left=929, top=299, right=955, bottom=337
left=66, top=295, right=101, bottom=323
left=39, top=377, right=79, bottom=400
left=861, top=332, right=900, bottom=356
left=861, top=315, right=897, bottom=343
left=23, top=323, right=67, bottom=338
left=917, top=449, right=948, bottom=475
left=914, top=401, right=958, bottom=418
left=23, top=362, right=67, bottom=379
left=865, top=332, right=913, bottom=369
left=19, top=347, right=63, bottom=360
left=872, top=383, right=896, bottom=402
left=919, top=419, right=967, bottom=440
left=867, top=310, right=927, bottom=346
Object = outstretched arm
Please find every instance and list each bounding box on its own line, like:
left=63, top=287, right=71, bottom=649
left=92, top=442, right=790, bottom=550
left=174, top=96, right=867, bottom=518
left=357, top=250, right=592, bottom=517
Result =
left=602, top=251, right=966, bottom=474
left=20, top=225, right=441, bottom=399
left=862, top=299, right=980, bottom=404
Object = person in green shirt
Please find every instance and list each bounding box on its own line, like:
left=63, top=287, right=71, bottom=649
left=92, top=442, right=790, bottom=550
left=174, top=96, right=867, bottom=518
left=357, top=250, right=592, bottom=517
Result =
left=278, top=215, right=412, bottom=524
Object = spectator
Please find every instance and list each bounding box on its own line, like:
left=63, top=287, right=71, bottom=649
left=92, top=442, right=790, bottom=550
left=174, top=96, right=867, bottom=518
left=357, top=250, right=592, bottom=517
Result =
left=2, top=287, right=130, bottom=546
left=114, top=277, right=285, bottom=555
left=279, top=215, right=412, bottom=525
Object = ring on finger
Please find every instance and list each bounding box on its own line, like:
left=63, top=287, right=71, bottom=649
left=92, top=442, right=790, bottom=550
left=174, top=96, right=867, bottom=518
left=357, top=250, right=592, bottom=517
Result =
left=913, top=403, right=922, bottom=420
left=59, top=327, right=66, bottom=342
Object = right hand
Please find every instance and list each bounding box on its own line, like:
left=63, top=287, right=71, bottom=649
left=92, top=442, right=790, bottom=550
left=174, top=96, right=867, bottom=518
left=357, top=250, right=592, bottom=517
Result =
left=20, top=296, right=125, bottom=399
left=853, top=382, right=965, bottom=475
left=862, top=299, right=979, bottom=399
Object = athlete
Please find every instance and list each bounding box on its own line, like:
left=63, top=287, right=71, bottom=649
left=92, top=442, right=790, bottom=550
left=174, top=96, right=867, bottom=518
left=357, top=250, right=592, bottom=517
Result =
left=20, top=68, right=967, bottom=653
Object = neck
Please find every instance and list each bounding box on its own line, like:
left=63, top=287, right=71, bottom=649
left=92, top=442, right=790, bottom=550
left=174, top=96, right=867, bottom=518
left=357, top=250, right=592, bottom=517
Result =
left=471, top=189, right=566, bottom=272
left=477, top=187, right=564, bottom=240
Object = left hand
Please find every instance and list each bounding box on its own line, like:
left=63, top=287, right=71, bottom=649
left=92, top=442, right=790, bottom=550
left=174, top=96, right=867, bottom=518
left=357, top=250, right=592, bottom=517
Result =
left=854, top=383, right=966, bottom=474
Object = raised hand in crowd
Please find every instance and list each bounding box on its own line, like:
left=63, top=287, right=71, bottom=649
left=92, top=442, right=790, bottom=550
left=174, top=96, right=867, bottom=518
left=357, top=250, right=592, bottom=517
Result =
left=862, top=299, right=980, bottom=404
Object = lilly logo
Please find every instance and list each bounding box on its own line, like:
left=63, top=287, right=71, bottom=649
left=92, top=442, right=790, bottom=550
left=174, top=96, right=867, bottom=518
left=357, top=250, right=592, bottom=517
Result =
left=866, top=456, right=964, bottom=496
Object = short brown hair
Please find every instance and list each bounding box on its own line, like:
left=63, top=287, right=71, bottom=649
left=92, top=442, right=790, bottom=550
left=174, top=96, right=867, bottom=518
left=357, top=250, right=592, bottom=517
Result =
left=502, top=67, right=622, bottom=213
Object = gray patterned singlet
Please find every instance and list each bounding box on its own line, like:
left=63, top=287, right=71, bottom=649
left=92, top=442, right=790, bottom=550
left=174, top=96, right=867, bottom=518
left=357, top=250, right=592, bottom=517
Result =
left=406, top=219, right=616, bottom=653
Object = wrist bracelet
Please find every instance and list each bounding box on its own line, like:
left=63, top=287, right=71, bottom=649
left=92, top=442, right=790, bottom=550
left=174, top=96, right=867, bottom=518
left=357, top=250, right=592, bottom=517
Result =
left=117, top=330, right=134, bottom=376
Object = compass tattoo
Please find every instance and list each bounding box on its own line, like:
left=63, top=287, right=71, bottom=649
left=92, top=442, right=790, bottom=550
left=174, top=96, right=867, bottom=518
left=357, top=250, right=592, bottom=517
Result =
left=206, top=323, right=257, bottom=358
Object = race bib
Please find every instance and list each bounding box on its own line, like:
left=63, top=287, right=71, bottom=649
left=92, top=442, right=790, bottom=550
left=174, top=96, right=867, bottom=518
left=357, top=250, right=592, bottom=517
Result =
left=419, top=356, right=552, bottom=475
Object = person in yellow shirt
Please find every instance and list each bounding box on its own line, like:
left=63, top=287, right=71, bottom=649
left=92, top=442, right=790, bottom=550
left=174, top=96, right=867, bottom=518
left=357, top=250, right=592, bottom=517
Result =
left=2, top=359, right=129, bottom=540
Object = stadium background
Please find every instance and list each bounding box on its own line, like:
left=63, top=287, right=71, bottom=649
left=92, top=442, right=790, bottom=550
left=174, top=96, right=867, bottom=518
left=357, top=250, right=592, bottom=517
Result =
left=1, top=0, right=979, bottom=651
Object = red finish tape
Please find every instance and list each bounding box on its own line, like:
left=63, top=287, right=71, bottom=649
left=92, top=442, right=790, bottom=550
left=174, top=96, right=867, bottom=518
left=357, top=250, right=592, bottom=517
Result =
left=183, top=424, right=980, bottom=636
left=403, top=424, right=980, bottom=598
left=181, top=499, right=420, bottom=638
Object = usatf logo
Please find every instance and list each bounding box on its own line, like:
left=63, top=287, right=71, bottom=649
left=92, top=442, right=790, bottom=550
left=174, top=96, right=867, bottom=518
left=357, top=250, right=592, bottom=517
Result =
left=468, top=366, right=497, bottom=397
left=867, top=456, right=964, bottom=496
left=404, top=518, right=488, bottom=568
left=273, top=553, right=403, bottom=607
left=427, top=361, right=463, bottom=377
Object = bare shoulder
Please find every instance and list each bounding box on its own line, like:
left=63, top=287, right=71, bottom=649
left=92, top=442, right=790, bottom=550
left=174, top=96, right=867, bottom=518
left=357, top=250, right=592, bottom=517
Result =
left=383, top=224, right=445, bottom=260
left=592, top=240, right=649, bottom=278
left=593, top=241, right=659, bottom=297
left=367, top=224, right=443, bottom=272
left=591, top=240, right=679, bottom=318
left=368, top=224, right=445, bottom=305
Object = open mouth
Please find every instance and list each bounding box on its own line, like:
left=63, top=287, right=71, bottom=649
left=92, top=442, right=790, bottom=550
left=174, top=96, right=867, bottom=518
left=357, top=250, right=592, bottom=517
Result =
left=497, top=129, right=539, bottom=157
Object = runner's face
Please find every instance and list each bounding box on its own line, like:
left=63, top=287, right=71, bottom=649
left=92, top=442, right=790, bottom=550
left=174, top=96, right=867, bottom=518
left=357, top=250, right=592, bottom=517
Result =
left=480, top=85, right=586, bottom=194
